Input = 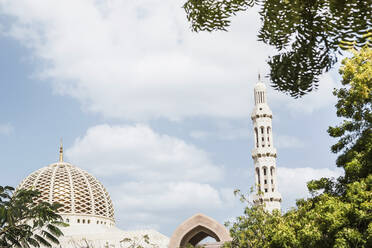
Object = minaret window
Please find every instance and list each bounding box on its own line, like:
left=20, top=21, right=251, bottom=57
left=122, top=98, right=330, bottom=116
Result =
left=265, top=189, right=268, bottom=192
left=263, top=168, right=267, bottom=176
left=256, top=168, right=260, bottom=185
left=264, top=179, right=267, bottom=184
left=255, top=92, right=261, bottom=105
left=255, top=128, right=259, bottom=147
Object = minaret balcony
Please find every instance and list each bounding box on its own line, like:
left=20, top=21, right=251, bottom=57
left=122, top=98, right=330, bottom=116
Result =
left=252, top=191, right=282, bottom=202
left=251, top=147, right=277, bottom=158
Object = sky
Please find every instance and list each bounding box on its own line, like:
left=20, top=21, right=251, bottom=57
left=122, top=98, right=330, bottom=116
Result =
left=0, top=0, right=344, bottom=236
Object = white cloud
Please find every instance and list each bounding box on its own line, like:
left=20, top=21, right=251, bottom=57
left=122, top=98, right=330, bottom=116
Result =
left=110, top=180, right=226, bottom=231
left=277, top=167, right=343, bottom=210
left=66, top=124, right=223, bottom=181
left=60, top=124, right=344, bottom=230
left=65, top=124, right=228, bottom=230
left=0, top=0, right=337, bottom=121
left=0, top=0, right=266, bottom=121
left=275, top=135, right=305, bottom=149
left=111, top=181, right=223, bottom=218
left=0, top=123, right=14, bottom=135
left=0, top=0, right=274, bottom=121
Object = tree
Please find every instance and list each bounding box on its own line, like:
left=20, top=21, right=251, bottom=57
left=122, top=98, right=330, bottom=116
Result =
left=0, top=186, right=66, bottom=248
left=183, top=0, right=372, bottom=97
left=120, top=234, right=159, bottom=248
left=224, top=190, right=282, bottom=248
left=223, top=47, right=372, bottom=248
left=184, top=243, right=206, bottom=247
left=327, top=46, right=372, bottom=186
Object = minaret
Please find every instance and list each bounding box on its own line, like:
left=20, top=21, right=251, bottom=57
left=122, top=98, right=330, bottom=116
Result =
left=59, top=139, right=64, bottom=162
left=251, top=75, right=281, bottom=212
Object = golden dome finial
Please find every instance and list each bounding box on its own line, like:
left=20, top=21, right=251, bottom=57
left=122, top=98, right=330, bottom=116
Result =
left=59, top=138, right=63, bottom=162
left=258, top=73, right=261, bottom=82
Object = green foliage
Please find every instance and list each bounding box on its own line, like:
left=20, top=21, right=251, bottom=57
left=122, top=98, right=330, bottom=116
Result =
left=183, top=0, right=372, bottom=97
left=224, top=204, right=281, bottom=247
left=183, top=0, right=256, bottom=32
left=225, top=177, right=372, bottom=248
left=0, top=186, right=66, bottom=248
left=290, top=176, right=371, bottom=248
left=184, top=243, right=204, bottom=248
left=120, top=234, right=159, bottom=248
left=222, top=47, right=372, bottom=248
left=328, top=46, right=372, bottom=186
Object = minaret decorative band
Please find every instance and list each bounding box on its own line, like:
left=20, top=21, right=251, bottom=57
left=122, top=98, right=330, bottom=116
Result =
left=251, top=77, right=282, bottom=212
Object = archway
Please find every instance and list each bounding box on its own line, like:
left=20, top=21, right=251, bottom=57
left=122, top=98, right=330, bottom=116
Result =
left=168, top=213, right=231, bottom=248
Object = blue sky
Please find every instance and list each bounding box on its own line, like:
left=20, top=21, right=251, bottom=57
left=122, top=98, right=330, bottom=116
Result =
left=0, top=0, right=343, bottom=236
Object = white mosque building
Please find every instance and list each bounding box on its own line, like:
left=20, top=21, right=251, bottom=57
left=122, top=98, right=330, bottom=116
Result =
left=17, top=145, right=170, bottom=248
left=16, top=78, right=281, bottom=247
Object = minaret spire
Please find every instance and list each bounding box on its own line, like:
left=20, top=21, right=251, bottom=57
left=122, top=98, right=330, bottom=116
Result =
left=59, top=138, right=63, bottom=162
left=251, top=77, right=282, bottom=212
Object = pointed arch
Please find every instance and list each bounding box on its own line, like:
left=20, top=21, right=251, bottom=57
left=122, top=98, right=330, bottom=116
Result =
left=270, top=166, right=276, bottom=191
left=254, top=127, right=259, bottom=147
left=267, top=127, right=271, bottom=147
left=169, top=213, right=231, bottom=248
left=260, top=126, right=265, bottom=147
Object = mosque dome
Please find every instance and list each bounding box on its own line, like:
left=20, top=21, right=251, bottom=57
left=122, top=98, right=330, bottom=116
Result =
left=17, top=145, right=115, bottom=227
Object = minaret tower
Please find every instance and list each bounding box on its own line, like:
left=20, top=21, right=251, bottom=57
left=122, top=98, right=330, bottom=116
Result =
left=251, top=75, right=282, bottom=212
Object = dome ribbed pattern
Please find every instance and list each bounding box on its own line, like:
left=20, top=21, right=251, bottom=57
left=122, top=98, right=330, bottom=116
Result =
left=18, top=162, right=114, bottom=221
